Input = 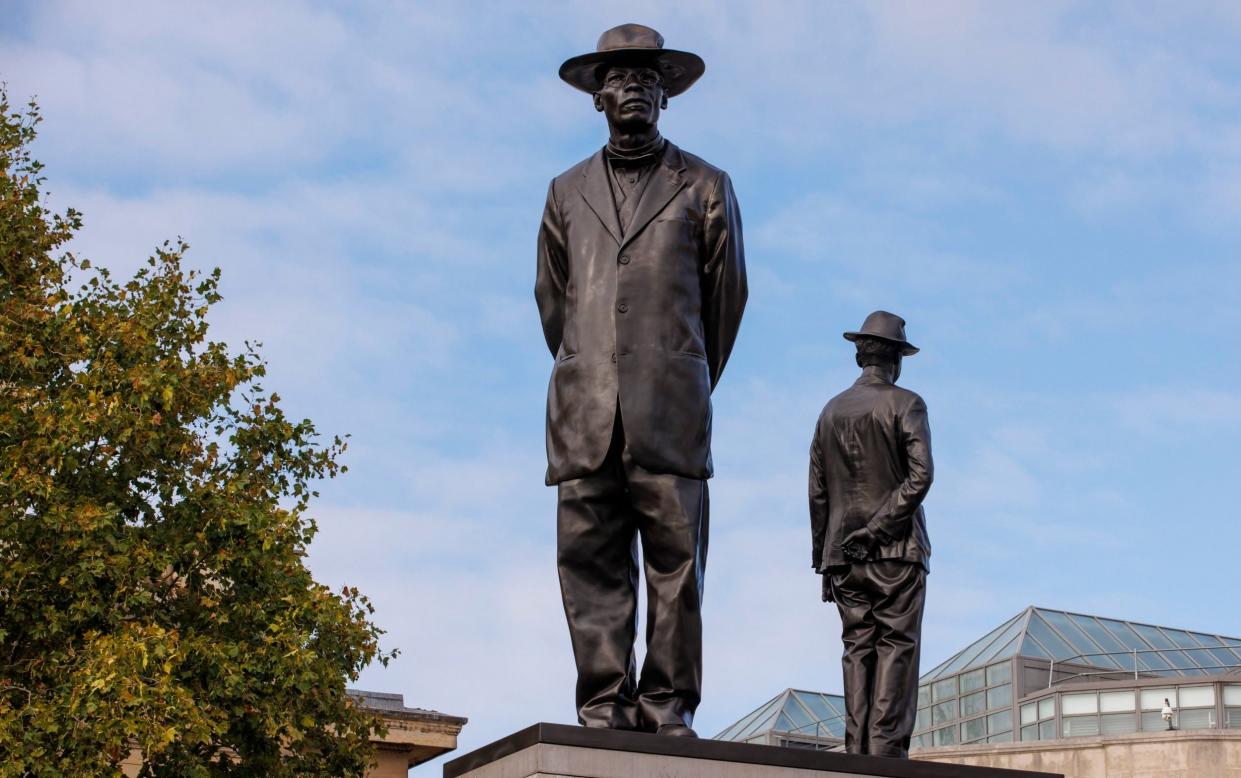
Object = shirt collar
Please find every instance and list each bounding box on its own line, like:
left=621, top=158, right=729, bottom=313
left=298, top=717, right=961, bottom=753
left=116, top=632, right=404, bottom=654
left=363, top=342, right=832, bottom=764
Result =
left=605, top=134, right=666, bottom=167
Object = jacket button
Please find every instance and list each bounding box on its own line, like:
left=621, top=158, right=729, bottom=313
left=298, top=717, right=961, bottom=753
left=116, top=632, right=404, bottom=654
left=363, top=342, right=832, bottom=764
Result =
left=619, top=254, right=631, bottom=265
left=618, top=303, right=629, bottom=314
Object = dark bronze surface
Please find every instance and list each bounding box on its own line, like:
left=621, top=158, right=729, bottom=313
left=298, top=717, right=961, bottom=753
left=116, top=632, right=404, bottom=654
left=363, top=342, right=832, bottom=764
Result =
left=809, top=312, right=933, bottom=757
left=537, top=25, right=746, bottom=734
left=559, top=23, right=706, bottom=96
left=441, top=723, right=1063, bottom=778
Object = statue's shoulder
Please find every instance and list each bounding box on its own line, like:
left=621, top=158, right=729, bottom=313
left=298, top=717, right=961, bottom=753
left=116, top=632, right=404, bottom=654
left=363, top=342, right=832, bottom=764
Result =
left=550, top=152, right=599, bottom=189
left=890, top=385, right=928, bottom=412
left=672, top=144, right=728, bottom=180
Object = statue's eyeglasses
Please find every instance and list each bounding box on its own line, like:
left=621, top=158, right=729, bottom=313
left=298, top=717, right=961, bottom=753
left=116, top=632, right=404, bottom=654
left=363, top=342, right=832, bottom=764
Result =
left=603, top=70, right=663, bottom=89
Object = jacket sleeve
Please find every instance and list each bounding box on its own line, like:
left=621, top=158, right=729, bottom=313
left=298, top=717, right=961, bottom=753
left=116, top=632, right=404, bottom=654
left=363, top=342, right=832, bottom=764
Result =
left=701, top=171, right=747, bottom=389
left=809, top=422, right=829, bottom=572
left=866, top=395, right=934, bottom=541
left=534, top=179, right=568, bottom=356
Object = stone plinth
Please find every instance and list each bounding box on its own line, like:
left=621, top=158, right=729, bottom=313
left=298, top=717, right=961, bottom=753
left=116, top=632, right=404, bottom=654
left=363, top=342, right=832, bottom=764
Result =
left=914, top=729, right=1241, bottom=778
left=444, top=723, right=1062, bottom=778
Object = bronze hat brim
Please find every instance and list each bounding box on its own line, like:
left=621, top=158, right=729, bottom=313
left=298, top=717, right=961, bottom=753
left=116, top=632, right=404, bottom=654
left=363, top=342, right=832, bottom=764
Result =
left=559, top=48, right=705, bottom=97
left=843, top=331, right=920, bottom=356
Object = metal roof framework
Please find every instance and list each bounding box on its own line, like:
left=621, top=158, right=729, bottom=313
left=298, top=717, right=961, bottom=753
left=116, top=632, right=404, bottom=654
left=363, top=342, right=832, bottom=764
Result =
left=921, top=607, right=1241, bottom=682
left=715, top=606, right=1241, bottom=744
left=715, top=688, right=847, bottom=742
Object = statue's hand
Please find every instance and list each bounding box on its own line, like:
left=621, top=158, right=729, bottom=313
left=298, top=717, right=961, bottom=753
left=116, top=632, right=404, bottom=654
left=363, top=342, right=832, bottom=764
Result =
left=842, top=526, right=878, bottom=561
left=821, top=572, right=834, bottom=603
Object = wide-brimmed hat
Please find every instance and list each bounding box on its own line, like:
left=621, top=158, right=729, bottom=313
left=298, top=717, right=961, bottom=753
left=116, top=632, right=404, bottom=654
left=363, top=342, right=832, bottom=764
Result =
left=843, top=311, right=920, bottom=356
left=559, top=24, right=705, bottom=97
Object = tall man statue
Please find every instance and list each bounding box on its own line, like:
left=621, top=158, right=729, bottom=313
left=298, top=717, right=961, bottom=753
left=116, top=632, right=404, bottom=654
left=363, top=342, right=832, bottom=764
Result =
left=808, top=311, right=933, bottom=758
left=535, top=24, right=747, bottom=737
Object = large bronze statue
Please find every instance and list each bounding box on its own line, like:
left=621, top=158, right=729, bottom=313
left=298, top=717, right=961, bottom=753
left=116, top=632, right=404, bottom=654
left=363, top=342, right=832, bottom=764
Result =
left=535, top=24, right=747, bottom=737
left=808, top=311, right=933, bottom=758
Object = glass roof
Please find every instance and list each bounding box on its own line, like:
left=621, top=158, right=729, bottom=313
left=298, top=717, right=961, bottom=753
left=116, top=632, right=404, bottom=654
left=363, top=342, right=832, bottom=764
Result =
left=715, top=689, right=847, bottom=742
left=921, top=607, right=1241, bottom=682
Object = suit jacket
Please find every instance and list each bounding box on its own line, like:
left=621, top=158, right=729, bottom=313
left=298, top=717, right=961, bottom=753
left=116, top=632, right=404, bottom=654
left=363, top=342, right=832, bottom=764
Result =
left=809, top=370, right=934, bottom=573
left=535, top=141, right=747, bottom=485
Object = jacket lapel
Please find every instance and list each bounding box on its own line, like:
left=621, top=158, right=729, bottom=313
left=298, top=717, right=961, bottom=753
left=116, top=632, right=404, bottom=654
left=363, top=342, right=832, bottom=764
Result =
left=576, top=150, right=622, bottom=247
left=620, top=142, right=689, bottom=250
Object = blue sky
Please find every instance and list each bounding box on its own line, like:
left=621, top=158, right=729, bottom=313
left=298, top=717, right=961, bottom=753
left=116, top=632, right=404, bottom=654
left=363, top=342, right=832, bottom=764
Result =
left=5, top=0, right=1241, bottom=768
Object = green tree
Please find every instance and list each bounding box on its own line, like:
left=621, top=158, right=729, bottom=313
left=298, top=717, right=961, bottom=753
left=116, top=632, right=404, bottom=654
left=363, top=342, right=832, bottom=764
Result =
left=0, top=90, right=392, bottom=776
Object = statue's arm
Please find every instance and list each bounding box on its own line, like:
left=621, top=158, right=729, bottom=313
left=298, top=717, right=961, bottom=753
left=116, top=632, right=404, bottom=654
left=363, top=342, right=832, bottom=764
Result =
left=808, top=424, right=829, bottom=572
left=867, top=396, right=934, bottom=541
left=701, top=171, right=748, bottom=389
left=535, top=180, right=568, bottom=356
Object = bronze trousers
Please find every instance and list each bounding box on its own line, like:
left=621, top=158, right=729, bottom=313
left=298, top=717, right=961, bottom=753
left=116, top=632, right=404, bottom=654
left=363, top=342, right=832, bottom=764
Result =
left=556, top=415, right=708, bottom=732
left=831, top=560, right=926, bottom=758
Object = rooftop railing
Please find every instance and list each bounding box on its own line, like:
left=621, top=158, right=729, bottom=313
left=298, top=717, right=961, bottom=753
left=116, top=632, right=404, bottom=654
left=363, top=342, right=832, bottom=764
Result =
left=1046, top=643, right=1241, bottom=688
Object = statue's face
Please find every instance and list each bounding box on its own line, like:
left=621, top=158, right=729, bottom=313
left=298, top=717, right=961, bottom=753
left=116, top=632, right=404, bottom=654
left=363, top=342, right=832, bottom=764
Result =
left=594, top=65, right=665, bottom=130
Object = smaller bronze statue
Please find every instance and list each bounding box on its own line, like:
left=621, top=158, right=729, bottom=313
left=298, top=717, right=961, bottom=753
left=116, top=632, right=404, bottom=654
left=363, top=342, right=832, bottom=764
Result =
left=808, top=311, right=933, bottom=758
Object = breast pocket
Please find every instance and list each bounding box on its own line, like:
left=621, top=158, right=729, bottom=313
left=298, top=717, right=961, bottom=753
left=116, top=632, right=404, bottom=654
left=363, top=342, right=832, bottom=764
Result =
left=649, top=217, right=703, bottom=270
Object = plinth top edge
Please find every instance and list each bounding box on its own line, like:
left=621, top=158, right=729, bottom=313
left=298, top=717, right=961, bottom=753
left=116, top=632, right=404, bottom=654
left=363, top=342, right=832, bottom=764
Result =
left=442, top=722, right=1062, bottom=778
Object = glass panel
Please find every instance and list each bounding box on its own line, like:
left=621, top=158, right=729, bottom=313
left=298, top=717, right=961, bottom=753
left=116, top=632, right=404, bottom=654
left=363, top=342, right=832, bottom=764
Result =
left=960, top=669, right=986, bottom=693
left=932, top=700, right=956, bottom=725
left=973, top=616, right=1028, bottom=666
left=1131, top=624, right=1197, bottom=673
left=989, top=709, right=1013, bottom=734
left=1141, top=710, right=1167, bottom=731
left=736, top=706, right=779, bottom=739
left=1062, top=715, right=1099, bottom=737
left=1225, top=686, right=1241, bottom=706
left=1062, top=693, right=1098, bottom=715
left=980, top=634, right=1022, bottom=666
left=962, top=716, right=986, bottom=742
left=912, top=732, right=932, bottom=749
left=823, top=716, right=846, bottom=739
left=1040, top=610, right=1117, bottom=667
left=918, top=686, right=930, bottom=708
left=775, top=712, right=798, bottom=732
left=721, top=701, right=774, bottom=740
left=987, top=684, right=1012, bottom=709
left=1018, top=634, right=1051, bottom=659
left=1100, top=690, right=1135, bottom=712
left=1039, top=698, right=1055, bottom=720
left=1021, top=703, right=1038, bottom=726
left=794, top=692, right=834, bottom=723
left=932, top=678, right=957, bottom=702
left=935, top=615, right=1022, bottom=677
left=961, top=691, right=987, bottom=717
left=1026, top=614, right=1080, bottom=660
left=1162, top=629, right=1219, bottom=669
left=1021, top=723, right=1039, bottom=741
left=1071, top=614, right=1129, bottom=657
left=1178, top=708, right=1214, bottom=730
left=780, top=699, right=816, bottom=732
left=1100, top=712, right=1137, bottom=735
left=1099, top=619, right=1172, bottom=671
left=989, top=731, right=1013, bottom=743
left=915, top=708, right=929, bottom=732
left=987, top=661, right=1012, bottom=686
left=933, top=725, right=957, bottom=746
left=1162, top=628, right=1202, bottom=649
left=1179, top=686, right=1214, bottom=708
left=1227, top=708, right=1241, bottom=729
left=1189, top=632, right=1241, bottom=670
left=1140, top=688, right=1176, bottom=710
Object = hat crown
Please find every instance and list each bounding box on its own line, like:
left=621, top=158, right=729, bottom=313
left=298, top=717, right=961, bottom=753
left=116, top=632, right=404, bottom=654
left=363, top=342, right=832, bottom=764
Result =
left=858, top=310, right=907, bottom=342
left=597, top=23, right=665, bottom=53
left=843, top=310, right=919, bottom=355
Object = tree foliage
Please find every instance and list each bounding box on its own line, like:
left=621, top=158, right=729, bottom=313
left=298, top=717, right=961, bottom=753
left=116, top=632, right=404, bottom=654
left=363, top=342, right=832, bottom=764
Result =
left=0, top=90, right=391, bottom=776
